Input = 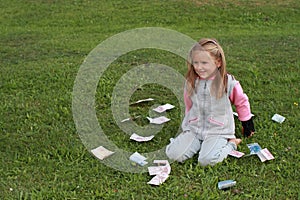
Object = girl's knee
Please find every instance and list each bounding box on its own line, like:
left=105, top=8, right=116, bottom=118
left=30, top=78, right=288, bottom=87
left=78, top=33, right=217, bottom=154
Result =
left=165, top=145, right=186, bottom=163
left=165, top=132, right=200, bottom=163
left=198, top=155, right=219, bottom=166
left=198, top=158, right=212, bottom=166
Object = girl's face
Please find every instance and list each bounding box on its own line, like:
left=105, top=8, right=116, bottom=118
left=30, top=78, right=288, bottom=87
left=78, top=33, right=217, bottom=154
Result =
left=192, top=50, right=220, bottom=79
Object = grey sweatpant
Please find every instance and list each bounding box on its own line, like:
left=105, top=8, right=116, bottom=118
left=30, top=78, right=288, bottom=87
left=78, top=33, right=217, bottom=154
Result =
left=165, top=131, right=236, bottom=166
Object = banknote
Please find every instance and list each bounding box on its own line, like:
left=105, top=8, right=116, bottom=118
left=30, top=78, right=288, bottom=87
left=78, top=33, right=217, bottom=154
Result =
left=91, top=146, right=114, bottom=160
left=129, top=152, right=148, bottom=166
left=228, top=150, right=245, bottom=158
left=147, top=173, right=169, bottom=186
left=153, top=103, right=175, bottom=113
left=130, top=133, right=154, bottom=142
left=218, top=180, right=236, bottom=190
left=147, top=160, right=171, bottom=185
left=247, top=143, right=262, bottom=154
left=257, top=148, right=275, bottom=162
left=131, top=98, right=154, bottom=105
left=271, top=113, right=285, bottom=123
left=147, top=116, right=170, bottom=124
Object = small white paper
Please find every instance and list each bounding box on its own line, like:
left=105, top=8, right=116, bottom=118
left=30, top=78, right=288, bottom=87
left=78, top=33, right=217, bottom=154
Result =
left=257, top=151, right=267, bottom=162
left=131, top=98, right=154, bottom=105
left=129, top=152, right=148, bottom=166
left=147, top=116, right=170, bottom=124
left=91, top=146, right=114, bottom=160
left=148, top=160, right=171, bottom=175
left=147, top=173, right=169, bottom=186
left=257, top=148, right=274, bottom=162
left=261, top=148, right=275, bottom=160
left=147, top=160, right=171, bottom=186
left=272, top=114, right=285, bottom=123
left=148, top=160, right=171, bottom=176
left=148, top=166, right=164, bottom=176
left=218, top=180, right=236, bottom=190
left=228, top=150, right=245, bottom=158
left=121, top=118, right=131, bottom=122
left=130, top=133, right=154, bottom=142
left=153, top=103, right=175, bottom=113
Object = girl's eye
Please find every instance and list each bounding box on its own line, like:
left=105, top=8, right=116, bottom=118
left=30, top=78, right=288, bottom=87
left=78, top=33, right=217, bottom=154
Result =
left=192, top=61, right=208, bottom=65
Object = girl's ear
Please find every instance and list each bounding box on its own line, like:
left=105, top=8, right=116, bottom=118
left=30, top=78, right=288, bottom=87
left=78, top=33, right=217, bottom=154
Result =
left=216, top=58, right=222, bottom=67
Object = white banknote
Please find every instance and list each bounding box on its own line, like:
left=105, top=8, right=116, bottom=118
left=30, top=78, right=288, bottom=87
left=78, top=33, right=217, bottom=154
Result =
left=129, top=152, right=148, bottom=166
left=130, top=133, right=154, bottom=142
left=257, top=148, right=275, bottom=162
left=228, top=150, right=245, bottom=158
left=147, top=160, right=171, bottom=185
left=91, top=146, right=114, bottom=160
left=131, top=98, right=154, bottom=105
left=153, top=103, right=175, bottom=113
left=147, top=116, right=170, bottom=124
left=271, top=113, right=285, bottom=123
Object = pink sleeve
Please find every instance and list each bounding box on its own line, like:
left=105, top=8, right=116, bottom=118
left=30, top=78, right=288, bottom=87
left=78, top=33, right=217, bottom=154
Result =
left=229, top=82, right=252, bottom=121
left=184, top=90, right=192, bottom=115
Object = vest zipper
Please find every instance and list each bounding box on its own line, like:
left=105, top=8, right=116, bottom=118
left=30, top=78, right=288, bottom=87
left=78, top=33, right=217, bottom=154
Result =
left=201, top=81, right=207, bottom=138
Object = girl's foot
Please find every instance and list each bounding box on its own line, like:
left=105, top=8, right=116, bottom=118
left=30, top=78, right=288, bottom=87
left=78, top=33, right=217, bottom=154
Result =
left=228, top=138, right=242, bottom=146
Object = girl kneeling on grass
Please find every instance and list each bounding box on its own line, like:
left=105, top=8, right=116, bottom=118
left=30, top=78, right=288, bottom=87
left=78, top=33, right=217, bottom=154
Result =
left=166, top=38, right=255, bottom=166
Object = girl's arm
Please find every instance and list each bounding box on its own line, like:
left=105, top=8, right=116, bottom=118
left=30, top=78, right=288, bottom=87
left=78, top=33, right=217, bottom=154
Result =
left=229, top=81, right=252, bottom=121
left=229, top=81, right=255, bottom=137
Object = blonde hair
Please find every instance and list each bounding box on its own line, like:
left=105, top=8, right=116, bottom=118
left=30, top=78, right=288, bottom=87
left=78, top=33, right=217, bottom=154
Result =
left=185, top=38, right=227, bottom=98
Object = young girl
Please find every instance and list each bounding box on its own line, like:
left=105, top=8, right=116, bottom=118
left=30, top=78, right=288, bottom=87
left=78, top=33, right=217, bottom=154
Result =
left=166, top=38, right=255, bottom=166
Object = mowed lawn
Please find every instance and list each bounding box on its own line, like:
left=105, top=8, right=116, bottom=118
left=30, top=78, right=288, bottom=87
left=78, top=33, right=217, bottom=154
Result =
left=0, top=0, right=299, bottom=199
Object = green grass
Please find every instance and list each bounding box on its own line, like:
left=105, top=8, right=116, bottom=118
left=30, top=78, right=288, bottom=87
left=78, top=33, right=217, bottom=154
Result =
left=1, top=0, right=299, bottom=199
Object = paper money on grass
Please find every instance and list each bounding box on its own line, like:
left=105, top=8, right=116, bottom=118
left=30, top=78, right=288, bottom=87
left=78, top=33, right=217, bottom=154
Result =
left=153, top=103, right=175, bottom=113
left=228, top=150, right=245, bottom=158
left=147, top=160, right=171, bottom=186
left=129, top=152, right=148, bottom=166
left=147, top=116, right=170, bottom=124
left=257, top=148, right=275, bottom=162
left=271, top=114, right=285, bottom=123
left=130, top=98, right=154, bottom=105
left=130, top=133, right=154, bottom=142
left=91, top=146, right=114, bottom=160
